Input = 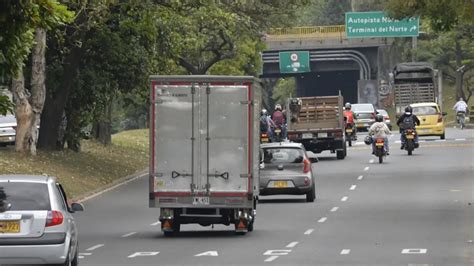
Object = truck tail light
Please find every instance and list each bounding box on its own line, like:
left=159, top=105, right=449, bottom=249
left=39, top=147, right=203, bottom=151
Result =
left=46, top=211, right=64, bottom=227
left=303, top=158, right=311, bottom=173
left=288, top=133, right=298, bottom=140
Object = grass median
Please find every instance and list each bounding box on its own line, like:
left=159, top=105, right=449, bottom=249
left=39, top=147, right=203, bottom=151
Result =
left=0, top=129, right=149, bottom=200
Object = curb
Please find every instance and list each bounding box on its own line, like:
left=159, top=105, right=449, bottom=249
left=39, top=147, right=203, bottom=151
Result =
left=74, top=169, right=148, bottom=203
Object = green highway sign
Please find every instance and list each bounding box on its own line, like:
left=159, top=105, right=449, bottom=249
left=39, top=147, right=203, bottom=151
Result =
left=279, top=51, right=311, bottom=73
left=345, top=11, right=419, bottom=38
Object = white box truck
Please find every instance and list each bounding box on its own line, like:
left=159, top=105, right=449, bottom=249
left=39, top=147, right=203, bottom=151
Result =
left=149, top=75, right=260, bottom=236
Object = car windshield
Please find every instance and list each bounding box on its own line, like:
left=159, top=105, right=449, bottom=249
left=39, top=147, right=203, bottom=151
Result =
left=352, top=104, right=374, bottom=112
left=262, top=147, right=304, bottom=164
left=412, top=106, right=438, bottom=115
left=0, top=182, right=51, bottom=211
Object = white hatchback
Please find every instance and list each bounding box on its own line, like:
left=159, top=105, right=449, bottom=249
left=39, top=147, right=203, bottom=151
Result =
left=0, top=175, right=84, bottom=265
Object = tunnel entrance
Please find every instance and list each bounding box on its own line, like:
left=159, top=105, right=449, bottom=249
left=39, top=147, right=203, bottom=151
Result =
left=295, top=70, right=360, bottom=104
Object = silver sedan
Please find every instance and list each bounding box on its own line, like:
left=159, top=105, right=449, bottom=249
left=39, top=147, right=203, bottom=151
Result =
left=259, top=142, right=317, bottom=202
left=0, top=175, right=84, bottom=265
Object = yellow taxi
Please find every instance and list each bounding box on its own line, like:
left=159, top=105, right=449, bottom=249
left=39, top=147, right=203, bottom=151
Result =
left=410, top=102, right=446, bottom=139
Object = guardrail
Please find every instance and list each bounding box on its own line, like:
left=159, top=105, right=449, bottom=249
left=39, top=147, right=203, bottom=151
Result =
left=266, top=25, right=346, bottom=40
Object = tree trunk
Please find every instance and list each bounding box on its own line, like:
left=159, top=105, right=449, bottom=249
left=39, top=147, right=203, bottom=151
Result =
left=12, top=28, right=47, bottom=156
left=93, top=97, right=113, bottom=145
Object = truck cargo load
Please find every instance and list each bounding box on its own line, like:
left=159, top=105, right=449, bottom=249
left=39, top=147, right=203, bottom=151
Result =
left=286, top=94, right=346, bottom=159
left=149, top=75, right=260, bottom=236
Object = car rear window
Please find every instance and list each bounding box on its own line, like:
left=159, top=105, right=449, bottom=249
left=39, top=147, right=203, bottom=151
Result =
left=263, top=148, right=304, bottom=164
left=0, top=182, right=51, bottom=211
left=412, top=106, right=438, bottom=115
left=352, top=104, right=374, bottom=112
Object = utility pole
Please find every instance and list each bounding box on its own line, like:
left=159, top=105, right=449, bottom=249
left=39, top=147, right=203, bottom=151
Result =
left=411, top=36, right=417, bottom=62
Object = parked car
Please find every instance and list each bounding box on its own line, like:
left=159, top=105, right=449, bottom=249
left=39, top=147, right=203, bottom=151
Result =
left=410, top=102, right=446, bottom=139
left=259, top=142, right=317, bottom=202
left=0, top=114, right=16, bottom=147
left=376, top=109, right=393, bottom=130
left=0, top=175, right=84, bottom=265
left=352, top=103, right=377, bottom=131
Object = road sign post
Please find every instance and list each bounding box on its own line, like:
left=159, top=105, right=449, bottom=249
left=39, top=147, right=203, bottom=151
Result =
left=345, top=11, right=419, bottom=38
left=279, top=51, right=310, bottom=73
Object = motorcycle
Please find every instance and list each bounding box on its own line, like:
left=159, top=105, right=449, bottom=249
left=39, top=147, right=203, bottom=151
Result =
left=403, top=128, right=418, bottom=155
left=345, top=123, right=356, bottom=147
left=272, top=126, right=284, bottom=142
left=456, top=111, right=466, bottom=130
left=374, top=137, right=387, bottom=164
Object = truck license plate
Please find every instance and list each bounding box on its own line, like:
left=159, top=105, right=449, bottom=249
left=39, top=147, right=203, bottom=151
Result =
left=193, top=197, right=210, bottom=205
left=302, top=133, right=313, bottom=139
left=318, top=132, right=328, bottom=138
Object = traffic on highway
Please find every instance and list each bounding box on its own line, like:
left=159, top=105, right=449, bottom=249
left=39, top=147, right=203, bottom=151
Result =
left=1, top=1, right=474, bottom=266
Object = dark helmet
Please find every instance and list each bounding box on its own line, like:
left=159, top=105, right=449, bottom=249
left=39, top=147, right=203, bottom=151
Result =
left=364, top=135, right=372, bottom=145
left=375, top=114, right=384, bottom=122
left=405, top=106, right=413, bottom=113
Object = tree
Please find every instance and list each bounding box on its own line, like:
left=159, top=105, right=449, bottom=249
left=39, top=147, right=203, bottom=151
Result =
left=0, top=1, right=73, bottom=155
left=0, top=94, right=14, bottom=116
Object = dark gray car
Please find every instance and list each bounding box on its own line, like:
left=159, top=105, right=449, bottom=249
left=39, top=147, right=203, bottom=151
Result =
left=259, top=143, right=316, bottom=202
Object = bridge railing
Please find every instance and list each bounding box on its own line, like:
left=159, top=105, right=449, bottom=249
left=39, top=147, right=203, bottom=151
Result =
left=266, top=25, right=346, bottom=40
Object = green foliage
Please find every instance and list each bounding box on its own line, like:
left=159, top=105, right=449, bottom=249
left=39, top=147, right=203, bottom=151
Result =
left=0, top=94, right=14, bottom=116
left=0, top=0, right=73, bottom=80
left=273, top=78, right=296, bottom=105
left=385, top=0, right=474, bottom=32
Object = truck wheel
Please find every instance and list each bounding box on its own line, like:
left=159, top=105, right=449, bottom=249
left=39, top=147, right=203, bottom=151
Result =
left=247, top=221, right=254, bottom=232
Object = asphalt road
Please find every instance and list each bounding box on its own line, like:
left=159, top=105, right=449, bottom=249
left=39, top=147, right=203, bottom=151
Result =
left=73, top=127, right=474, bottom=266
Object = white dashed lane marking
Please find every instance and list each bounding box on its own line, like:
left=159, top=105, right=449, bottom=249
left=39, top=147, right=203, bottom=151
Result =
left=121, top=232, right=137, bottom=238
left=358, top=175, right=364, bottom=180
left=318, top=217, right=327, bottom=223
left=150, top=221, right=161, bottom=226
left=364, top=166, right=370, bottom=171
left=401, top=249, right=427, bottom=254
left=341, top=196, right=348, bottom=202
left=350, top=185, right=356, bottom=190
left=304, top=229, right=314, bottom=235
left=340, top=249, right=351, bottom=255
left=369, top=159, right=375, bottom=164
left=455, top=138, right=466, bottom=141
left=330, top=207, right=339, bottom=212
left=286, top=242, right=299, bottom=248
left=78, top=253, right=92, bottom=259
left=265, top=256, right=279, bottom=262
left=86, top=244, right=104, bottom=251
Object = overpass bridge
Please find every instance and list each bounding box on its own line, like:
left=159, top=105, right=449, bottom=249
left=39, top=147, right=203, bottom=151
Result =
left=261, top=25, right=396, bottom=107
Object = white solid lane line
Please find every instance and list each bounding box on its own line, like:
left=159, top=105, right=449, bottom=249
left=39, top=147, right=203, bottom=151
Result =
left=401, top=249, right=427, bottom=254
left=121, top=232, right=137, bottom=238
left=286, top=242, right=299, bottom=248
left=455, top=138, right=466, bottom=141
left=341, top=196, right=348, bottom=202
left=265, top=256, right=279, bottom=262
left=358, top=175, right=364, bottom=180
left=304, top=229, right=314, bottom=235
left=318, top=217, right=327, bottom=223
left=330, top=207, right=339, bottom=212
left=364, top=166, right=370, bottom=171
left=340, top=249, right=351, bottom=255
left=150, top=221, right=161, bottom=226
left=86, top=244, right=104, bottom=251
left=350, top=185, right=356, bottom=190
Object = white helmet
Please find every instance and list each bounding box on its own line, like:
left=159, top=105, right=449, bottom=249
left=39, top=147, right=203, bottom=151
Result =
left=261, top=109, right=267, bottom=115
left=275, top=104, right=282, bottom=111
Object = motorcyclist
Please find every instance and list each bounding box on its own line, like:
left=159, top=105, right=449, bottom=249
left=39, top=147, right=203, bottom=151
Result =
left=453, top=97, right=468, bottom=124
left=368, top=114, right=391, bottom=155
left=272, top=104, right=286, bottom=140
left=396, top=106, right=421, bottom=149
left=343, top=102, right=357, bottom=136
left=260, top=109, right=275, bottom=138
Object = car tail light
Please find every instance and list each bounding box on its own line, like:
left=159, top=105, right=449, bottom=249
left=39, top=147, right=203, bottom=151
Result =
left=261, top=133, right=268, bottom=138
left=437, top=114, right=443, bottom=123
left=304, top=177, right=310, bottom=185
left=46, top=211, right=64, bottom=227
left=334, top=130, right=343, bottom=138
left=303, top=158, right=311, bottom=173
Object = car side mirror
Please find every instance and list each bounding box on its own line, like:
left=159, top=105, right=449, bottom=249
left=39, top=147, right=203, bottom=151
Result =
left=306, top=151, right=319, bottom=163
left=70, top=203, right=84, bottom=212
left=442, top=112, right=447, bottom=116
